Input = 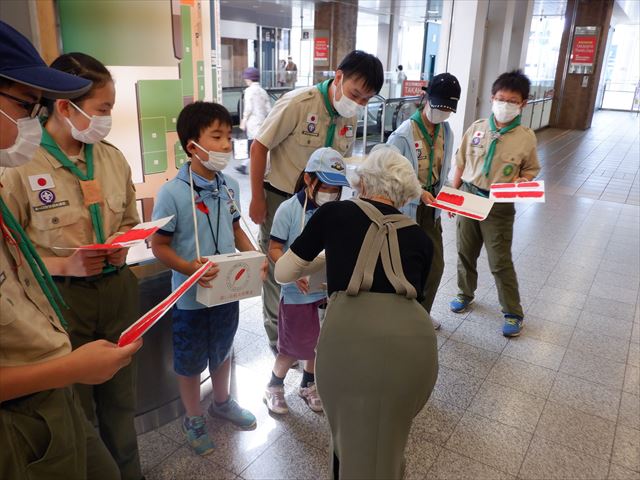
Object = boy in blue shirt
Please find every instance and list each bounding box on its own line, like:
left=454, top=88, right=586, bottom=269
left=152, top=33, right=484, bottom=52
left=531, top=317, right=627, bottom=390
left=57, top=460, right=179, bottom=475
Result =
left=151, top=102, right=257, bottom=456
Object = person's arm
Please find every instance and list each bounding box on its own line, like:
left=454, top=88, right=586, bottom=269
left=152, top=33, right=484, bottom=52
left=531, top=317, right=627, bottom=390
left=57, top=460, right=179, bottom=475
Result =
left=249, top=95, right=300, bottom=224
left=233, top=221, right=257, bottom=252
left=249, top=139, right=269, bottom=224
left=43, top=250, right=109, bottom=277
left=451, top=165, right=464, bottom=189
left=0, top=338, right=142, bottom=402
left=151, top=233, right=218, bottom=288
left=274, top=249, right=325, bottom=284
left=515, top=138, right=541, bottom=182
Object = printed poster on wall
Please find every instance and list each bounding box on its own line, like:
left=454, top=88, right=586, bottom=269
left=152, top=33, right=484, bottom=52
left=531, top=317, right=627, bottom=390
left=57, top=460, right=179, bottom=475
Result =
left=569, top=26, right=598, bottom=75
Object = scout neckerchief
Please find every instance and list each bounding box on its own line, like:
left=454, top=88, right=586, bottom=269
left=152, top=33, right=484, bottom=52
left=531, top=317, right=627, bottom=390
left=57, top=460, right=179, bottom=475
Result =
left=316, top=79, right=338, bottom=148
left=40, top=129, right=112, bottom=273
left=40, top=129, right=106, bottom=244
left=410, top=109, right=441, bottom=191
left=0, top=199, right=68, bottom=329
left=481, top=114, right=521, bottom=177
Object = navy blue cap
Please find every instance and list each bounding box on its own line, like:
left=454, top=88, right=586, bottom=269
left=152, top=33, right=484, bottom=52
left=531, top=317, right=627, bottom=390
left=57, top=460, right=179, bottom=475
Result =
left=422, top=73, right=461, bottom=112
left=0, top=21, right=92, bottom=99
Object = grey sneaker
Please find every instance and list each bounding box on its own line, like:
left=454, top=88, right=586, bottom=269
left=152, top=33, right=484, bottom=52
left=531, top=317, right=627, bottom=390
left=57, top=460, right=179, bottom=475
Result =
left=208, top=398, right=256, bottom=429
left=299, top=382, right=323, bottom=413
left=264, top=385, right=289, bottom=414
left=182, top=415, right=215, bottom=456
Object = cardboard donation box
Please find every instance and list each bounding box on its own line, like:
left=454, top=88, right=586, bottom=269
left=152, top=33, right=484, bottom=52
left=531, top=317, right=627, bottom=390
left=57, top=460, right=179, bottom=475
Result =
left=196, top=251, right=266, bottom=307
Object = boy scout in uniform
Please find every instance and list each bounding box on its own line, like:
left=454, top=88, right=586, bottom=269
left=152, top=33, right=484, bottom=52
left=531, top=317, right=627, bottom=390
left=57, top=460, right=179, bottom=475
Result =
left=387, top=73, right=461, bottom=319
left=2, top=52, right=143, bottom=478
left=249, top=50, right=384, bottom=351
left=0, top=21, right=141, bottom=480
left=450, top=70, right=540, bottom=337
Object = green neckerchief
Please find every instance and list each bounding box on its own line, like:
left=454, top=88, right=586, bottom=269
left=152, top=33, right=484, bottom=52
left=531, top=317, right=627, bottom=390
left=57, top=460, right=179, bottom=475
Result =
left=40, top=129, right=106, bottom=245
left=482, top=114, right=521, bottom=177
left=315, top=79, right=338, bottom=148
left=40, top=129, right=114, bottom=273
left=410, top=109, right=441, bottom=191
left=1, top=198, right=68, bottom=329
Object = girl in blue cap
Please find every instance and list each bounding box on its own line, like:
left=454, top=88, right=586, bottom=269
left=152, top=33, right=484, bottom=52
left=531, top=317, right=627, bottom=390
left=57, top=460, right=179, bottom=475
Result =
left=264, top=147, right=349, bottom=415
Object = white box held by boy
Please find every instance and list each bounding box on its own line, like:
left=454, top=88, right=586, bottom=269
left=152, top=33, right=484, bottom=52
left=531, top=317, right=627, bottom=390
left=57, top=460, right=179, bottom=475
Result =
left=196, top=250, right=266, bottom=307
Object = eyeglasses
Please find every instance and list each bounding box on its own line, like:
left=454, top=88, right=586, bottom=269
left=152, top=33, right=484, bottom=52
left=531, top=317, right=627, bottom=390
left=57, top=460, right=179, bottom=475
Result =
left=494, top=98, right=522, bottom=106
left=0, top=91, right=44, bottom=118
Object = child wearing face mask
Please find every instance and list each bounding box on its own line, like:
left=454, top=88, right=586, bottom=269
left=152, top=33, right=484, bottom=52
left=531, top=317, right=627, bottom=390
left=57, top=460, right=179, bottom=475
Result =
left=151, top=101, right=258, bottom=456
left=387, top=73, right=460, bottom=321
left=263, top=147, right=349, bottom=415
left=1, top=52, right=144, bottom=478
left=450, top=70, right=540, bottom=338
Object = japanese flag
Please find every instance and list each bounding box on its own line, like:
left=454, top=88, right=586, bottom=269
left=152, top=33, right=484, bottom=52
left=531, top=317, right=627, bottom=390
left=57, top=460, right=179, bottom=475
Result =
left=28, top=174, right=54, bottom=191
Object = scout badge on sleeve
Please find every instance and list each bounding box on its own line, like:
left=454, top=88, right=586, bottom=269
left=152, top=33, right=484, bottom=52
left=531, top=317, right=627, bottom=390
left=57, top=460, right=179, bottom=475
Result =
left=490, top=181, right=545, bottom=203
left=429, top=186, right=494, bottom=220
left=52, top=216, right=174, bottom=250
left=118, top=260, right=215, bottom=347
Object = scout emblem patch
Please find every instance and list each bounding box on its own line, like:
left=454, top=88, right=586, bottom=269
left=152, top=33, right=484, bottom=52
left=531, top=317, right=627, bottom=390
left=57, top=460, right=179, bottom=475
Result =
left=503, top=164, right=514, bottom=176
left=307, top=122, right=316, bottom=133
left=39, top=189, right=56, bottom=205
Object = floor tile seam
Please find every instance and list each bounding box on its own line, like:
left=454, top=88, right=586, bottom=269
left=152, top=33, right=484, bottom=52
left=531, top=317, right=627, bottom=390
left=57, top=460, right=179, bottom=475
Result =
left=516, top=431, right=614, bottom=478
left=425, top=444, right=515, bottom=478
left=236, top=430, right=288, bottom=477
left=514, top=394, right=549, bottom=479
left=563, top=340, right=631, bottom=366
left=144, top=439, right=193, bottom=475
left=559, top=342, right=628, bottom=390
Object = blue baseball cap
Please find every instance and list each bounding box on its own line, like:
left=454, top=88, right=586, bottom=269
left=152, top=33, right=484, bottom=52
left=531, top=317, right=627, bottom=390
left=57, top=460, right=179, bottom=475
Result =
left=0, top=21, right=92, bottom=99
left=305, top=147, right=350, bottom=187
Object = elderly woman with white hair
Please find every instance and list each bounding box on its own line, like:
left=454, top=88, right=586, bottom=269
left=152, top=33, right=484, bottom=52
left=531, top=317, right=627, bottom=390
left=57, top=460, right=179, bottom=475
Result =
left=274, top=146, right=439, bottom=479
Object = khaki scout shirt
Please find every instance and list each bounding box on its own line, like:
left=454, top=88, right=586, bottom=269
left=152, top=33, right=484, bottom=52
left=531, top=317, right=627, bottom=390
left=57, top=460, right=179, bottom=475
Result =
left=2, top=141, right=139, bottom=257
left=0, top=229, right=71, bottom=367
left=411, top=120, right=445, bottom=187
left=456, top=118, right=540, bottom=191
left=256, top=85, right=356, bottom=194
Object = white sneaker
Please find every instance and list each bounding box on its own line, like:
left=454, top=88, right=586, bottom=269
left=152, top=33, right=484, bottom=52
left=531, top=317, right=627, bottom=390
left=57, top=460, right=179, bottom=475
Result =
left=263, top=385, right=288, bottom=414
left=299, top=382, right=323, bottom=413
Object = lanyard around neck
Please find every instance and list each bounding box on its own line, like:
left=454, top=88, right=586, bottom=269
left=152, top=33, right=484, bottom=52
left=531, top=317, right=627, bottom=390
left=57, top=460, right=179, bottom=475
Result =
left=0, top=199, right=68, bottom=329
left=482, top=114, right=521, bottom=177
left=316, top=79, right=338, bottom=148
left=410, top=109, right=441, bottom=191
left=40, top=129, right=106, bottom=244
left=185, top=168, right=221, bottom=255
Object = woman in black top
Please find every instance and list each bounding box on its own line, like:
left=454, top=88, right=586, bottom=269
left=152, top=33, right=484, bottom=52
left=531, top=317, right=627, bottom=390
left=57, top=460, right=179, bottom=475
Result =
left=275, top=146, right=439, bottom=479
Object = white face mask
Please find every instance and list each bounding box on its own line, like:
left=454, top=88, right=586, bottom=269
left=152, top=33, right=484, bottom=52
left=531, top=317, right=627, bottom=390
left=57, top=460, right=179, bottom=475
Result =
left=333, top=80, right=363, bottom=118
left=0, top=109, right=42, bottom=167
left=425, top=104, right=451, bottom=124
left=492, top=100, right=521, bottom=124
left=65, top=101, right=112, bottom=144
left=315, top=191, right=340, bottom=206
left=192, top=141, right=232, bottom=171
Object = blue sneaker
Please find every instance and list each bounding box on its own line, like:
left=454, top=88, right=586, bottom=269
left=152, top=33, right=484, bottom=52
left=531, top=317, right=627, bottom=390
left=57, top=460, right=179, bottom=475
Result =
left=449, top=296, right=473, bottom=313
left=208, top=398, right=257, bottom=429
left=182, top=415, right=215, bottom=456
left=503, top=314, right=523, bottom=337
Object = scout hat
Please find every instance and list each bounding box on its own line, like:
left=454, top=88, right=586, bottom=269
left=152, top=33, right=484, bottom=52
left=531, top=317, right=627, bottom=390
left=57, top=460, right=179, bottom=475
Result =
left=305, top=147, right=350, bottom=187
left=0, top=21, right=91, bottom=98
left=422, top=73, right=461, bottom=112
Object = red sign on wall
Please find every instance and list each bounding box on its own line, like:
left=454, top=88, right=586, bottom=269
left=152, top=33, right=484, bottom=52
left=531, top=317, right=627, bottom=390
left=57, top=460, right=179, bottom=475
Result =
left=314, top=37, right=329, bottom=62
left=402, top=80, right=428, bottom=96
left=570, top=35, right=597, bottom=64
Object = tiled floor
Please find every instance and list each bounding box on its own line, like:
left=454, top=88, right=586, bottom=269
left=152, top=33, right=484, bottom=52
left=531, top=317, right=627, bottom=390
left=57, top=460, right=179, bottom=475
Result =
left=139, top=110, right=640, bottom=479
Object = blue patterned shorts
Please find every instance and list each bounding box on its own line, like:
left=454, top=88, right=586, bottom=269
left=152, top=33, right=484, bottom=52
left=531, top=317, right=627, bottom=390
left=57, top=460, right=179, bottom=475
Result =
left=172, top=302, right=239, bottom=376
